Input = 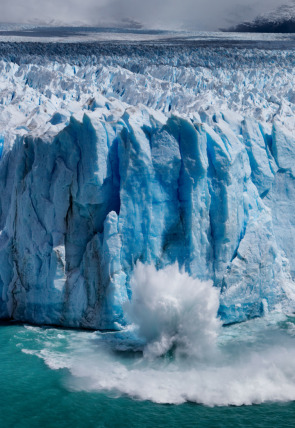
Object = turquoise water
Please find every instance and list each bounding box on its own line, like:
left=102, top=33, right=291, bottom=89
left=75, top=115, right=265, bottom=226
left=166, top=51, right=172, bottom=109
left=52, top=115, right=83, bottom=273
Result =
left=1, top=322, right=295, bottom=428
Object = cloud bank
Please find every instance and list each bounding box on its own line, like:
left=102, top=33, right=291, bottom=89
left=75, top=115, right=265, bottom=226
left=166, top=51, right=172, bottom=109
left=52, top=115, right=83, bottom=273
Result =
left=0, top=0, right=292, bottom=30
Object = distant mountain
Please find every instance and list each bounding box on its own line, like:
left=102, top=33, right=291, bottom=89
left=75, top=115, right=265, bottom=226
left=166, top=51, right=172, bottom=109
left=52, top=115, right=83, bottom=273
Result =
left=225, top=2, right=295, bottom=33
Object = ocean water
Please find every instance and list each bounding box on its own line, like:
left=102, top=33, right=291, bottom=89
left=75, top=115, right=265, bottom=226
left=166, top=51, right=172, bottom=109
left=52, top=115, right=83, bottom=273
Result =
left=1, top=317, right=295, bottom=428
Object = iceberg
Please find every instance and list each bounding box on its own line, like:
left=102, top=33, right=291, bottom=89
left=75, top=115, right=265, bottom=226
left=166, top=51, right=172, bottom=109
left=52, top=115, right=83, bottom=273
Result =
left=0, top=40, right=294, bottom=329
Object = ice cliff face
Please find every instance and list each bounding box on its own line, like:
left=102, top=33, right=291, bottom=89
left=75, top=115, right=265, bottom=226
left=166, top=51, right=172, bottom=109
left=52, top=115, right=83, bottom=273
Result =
left=0, top=42, right=295, bottom=329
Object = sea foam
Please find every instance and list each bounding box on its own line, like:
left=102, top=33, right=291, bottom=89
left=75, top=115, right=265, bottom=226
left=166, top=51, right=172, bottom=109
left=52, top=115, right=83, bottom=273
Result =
left=17, top=264, right=295, bottom=406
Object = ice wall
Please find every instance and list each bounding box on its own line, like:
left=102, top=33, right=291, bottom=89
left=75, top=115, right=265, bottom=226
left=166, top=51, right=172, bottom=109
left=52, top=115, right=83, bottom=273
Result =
left=0, top=44, right=295, bottom=329
left=0, top=102, right=294, bottom=329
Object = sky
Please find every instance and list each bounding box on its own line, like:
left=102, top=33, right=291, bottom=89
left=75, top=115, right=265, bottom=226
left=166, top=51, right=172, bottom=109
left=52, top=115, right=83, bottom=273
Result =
left=0, top=0, right=293, bottom=30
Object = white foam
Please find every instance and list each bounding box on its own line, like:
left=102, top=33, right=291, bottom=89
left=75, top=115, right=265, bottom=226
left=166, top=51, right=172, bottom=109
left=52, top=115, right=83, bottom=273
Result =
left=21, top=349, right=38, bottom=356
left=59, top=315, right=295, bottom=406
left=24, top=319, right=295, bottom=406
left=16, top=265, right=295, bottom=407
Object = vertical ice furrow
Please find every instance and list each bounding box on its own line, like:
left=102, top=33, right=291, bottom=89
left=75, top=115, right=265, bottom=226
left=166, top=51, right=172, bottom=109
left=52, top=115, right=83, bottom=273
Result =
left=0, top=106, right=294, bottom=327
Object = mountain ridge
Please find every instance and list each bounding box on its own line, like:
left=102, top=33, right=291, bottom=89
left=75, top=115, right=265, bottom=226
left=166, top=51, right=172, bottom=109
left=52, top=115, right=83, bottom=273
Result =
left=225, top=2, right=295, bottom=33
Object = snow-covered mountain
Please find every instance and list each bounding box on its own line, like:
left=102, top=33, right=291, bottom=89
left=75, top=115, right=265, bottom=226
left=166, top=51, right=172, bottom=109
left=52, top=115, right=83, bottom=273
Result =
left=226, top=2, right=295, bottom=33
left=0, top=38, right=295, bottom=329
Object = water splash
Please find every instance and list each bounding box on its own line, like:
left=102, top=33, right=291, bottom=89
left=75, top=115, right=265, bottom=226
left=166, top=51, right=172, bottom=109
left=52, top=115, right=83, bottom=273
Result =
left=17, top=315, right=295, bottom=406
left=16, top=264, right=295, bottom=406
left=124, top=263, right=221, bottom=359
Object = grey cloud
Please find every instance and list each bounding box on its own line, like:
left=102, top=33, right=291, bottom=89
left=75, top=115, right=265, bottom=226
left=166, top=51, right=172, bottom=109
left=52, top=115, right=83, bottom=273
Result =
left=0, top=0, right=292, bottom=30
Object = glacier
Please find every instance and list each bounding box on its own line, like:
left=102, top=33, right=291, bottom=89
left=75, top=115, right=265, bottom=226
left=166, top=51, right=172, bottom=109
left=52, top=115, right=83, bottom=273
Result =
left=0, top=38, right=295, bottom=330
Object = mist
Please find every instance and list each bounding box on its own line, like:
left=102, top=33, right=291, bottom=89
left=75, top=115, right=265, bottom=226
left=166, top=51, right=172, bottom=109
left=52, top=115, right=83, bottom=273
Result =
left=0, top=0, right=293, bottom=30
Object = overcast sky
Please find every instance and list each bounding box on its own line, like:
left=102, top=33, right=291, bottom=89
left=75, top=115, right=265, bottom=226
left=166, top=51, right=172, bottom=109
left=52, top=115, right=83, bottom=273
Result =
left=0, top=0, right=293, bottom=30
